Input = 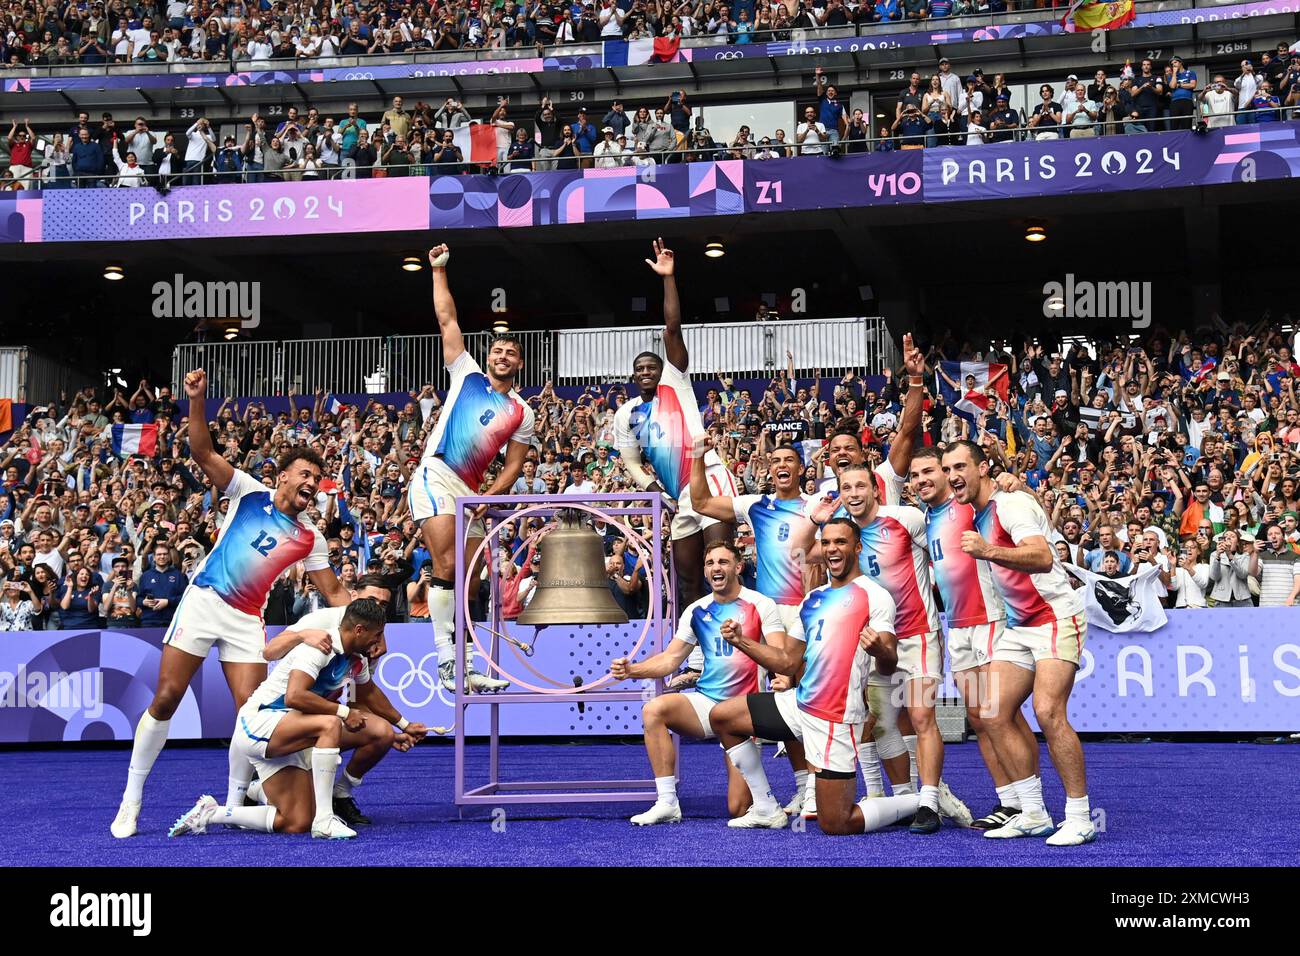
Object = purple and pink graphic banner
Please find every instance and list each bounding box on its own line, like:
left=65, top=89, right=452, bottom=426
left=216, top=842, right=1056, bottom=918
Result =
left=5, top=1, right=1299, bottom=94
left=4, top=123, right=1298, bottom=244
left=1, top=610, right=1296, bottom=744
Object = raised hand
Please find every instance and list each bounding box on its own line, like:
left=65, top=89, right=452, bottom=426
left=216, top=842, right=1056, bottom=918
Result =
left=428, top=244, right=450, bottom=268
left=183, top=369, right=207, bottom=399
left=644, top=237, right=674, bottom=276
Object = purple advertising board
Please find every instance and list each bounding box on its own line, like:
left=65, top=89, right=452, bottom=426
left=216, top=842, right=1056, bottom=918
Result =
left=2, top=611, right=1296, bottom=744
left=3, top=123, right=1298, bottom=245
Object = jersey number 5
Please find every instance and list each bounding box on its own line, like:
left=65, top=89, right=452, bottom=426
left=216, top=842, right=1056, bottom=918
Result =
left=250, top=531, right=277, bottom=557
left=866, top=555, right=880, bottom=576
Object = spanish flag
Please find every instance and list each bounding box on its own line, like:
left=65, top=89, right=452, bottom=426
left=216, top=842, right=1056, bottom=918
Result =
left=1062, top=0, right=1135, bottom=32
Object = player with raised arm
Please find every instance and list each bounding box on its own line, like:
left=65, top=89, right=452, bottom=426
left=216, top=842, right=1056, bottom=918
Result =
left=614, top=239, right=737, bottom=614
left=708, top=518, right=920, bottom=835
left=111, top=368, right=348, bottom=839
left=689, top=436, right=822, bottom=814
left=943, top=439, right=1095, bottom=846
left=909, top=447, right=1037, bottom=830
left=610, top=541, right=795, bottom=825
left=413, top=244, right=535, bottom=694
left=168, top=598, right=419, bottom=840
left=810, top=463, right=972, bottom=834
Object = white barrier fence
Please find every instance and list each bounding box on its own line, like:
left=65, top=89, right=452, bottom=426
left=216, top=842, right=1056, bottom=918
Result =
left=0, top=347, right=89, bottom=406
left=172, top=317, right=895, bottom=397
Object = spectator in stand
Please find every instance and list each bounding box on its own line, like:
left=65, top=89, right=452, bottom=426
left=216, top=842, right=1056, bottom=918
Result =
left=987, top=93, right=1018, bottom=142
left=1064, top=86, right=1098, bottom=138
left=1027, top=84, right=1063, bottom=140
left=184, top=117, right=216, bottom=186
left=1235, top=59, right=1259, bottom=124
left=844, top=109, right=870, bottom=153
left=1168, top=56, right=1198, bottom=130
left=505, top=127, right=536, bottom=172
left=814, top=66, right=847, bottom=149
left=6, top=119, right=36, bottom=189
left=795, top=105, right=829, bottom=155
left=70, top=126, right=105, bottom=187
left=571, top=108, right=599, bottom=164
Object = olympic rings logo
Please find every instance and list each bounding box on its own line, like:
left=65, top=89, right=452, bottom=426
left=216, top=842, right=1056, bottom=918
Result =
left=340, top=71, right=375, bottom=80
left=376, top=651, right=449, bottom=708
left=714, top=50, right=746, bottom=60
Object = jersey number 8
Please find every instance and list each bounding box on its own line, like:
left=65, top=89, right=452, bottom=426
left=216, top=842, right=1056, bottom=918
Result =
left=479, top=409, right=496, bottom=426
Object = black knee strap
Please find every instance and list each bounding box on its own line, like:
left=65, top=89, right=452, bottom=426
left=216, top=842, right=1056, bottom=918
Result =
left=431, top=577, right=454, bottom=591
left=815, top=768, right=855, bottom=780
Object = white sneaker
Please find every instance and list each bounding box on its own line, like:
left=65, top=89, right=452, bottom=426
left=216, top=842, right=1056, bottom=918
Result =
left=111, top=799, right=141, bottom=839
left=466, top=667, right=510, bottom=693
left=629, top=801, right=682, bottom=826
left=801, top=789, right=818, bottom=820
left=727, top=805, right=789, bottom=830
left=311, top=815, right=358, bottom=840
left=983, top=809, right=1055, bottom=839
left=782, top=790, right=805, bottom=816
left=936, top=781, right=974, bottom=828
left=168, top=795, right=218, bottom=837
left=1045, top=818, right=1098, bottom=846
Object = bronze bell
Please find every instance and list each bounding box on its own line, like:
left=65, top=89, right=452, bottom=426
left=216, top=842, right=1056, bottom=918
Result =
left=517, top=510, right=630, bottom=625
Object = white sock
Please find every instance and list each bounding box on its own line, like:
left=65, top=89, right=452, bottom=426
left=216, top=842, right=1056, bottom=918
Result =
left=123, top=711, right=170, bottom=804
left=226, top=747, right=254, bottom=807
left=1013, top=775, right=1046, bottom=817
left=857, top=739, right=884, bottom=794
left=654, top=775, right=678, bottom=806
left=725, top=741, right=779, bottom=816
left=1065, top=795, right=1091, bottom=825
left=804, top=767, right=817, bottom=800
left=919, top=784, right=940, bottom=813
left=220, top=804, right=276, bottom=833
left=792, top=769, right=809, bottom=800
left=430, top=584, right=455, bottom=667
left=903, top=734, right=919, bottom=790
left=892, top=781, right=915, bottom=796
left=311, top=747, right=341, bottom=828
left=859, top=793, right=920, bottom=832
left=247, top=779, right=266, bottom=806
left=996, top=783, right=1021, bottom=810
left=333, top=770, right=363, bottom=799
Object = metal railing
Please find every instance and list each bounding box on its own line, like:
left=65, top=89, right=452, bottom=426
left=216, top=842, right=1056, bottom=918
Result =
left=171, top=318, right=892, bottom=397
left=0, top=347, right=86, bottom=406
left=0, top=1, right=1180, bottom=83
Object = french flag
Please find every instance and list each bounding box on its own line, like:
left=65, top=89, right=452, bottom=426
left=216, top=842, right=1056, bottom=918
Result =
left=326, top=394, right=347, bottom=416
left=935, top=361, right=1009, bottom=425
left=104, top=423, right=158, bottom=457
left=452, top=122, right=500, bottom=166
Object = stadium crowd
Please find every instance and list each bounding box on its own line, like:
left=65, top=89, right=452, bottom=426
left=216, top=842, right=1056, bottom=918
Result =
left=7, top=40, right=1300, bottom=188
left=1, top=317, right=1298, bottom=633
left=0, top=0, right=1062, bottom=69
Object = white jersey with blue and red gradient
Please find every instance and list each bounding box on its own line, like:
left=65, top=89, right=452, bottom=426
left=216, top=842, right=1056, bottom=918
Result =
left=191, top=469, right=331, bottom=617
left=422, top=351, right=535, bottom=490
left=789, top=575, right=896, bottom=723
left=819, top=458, right=905, bottom=507
left=732, top=493, right=819, bottom=607
left=853, top=504, right=939, bottom=639
left=972, top=490, right=1084, bottom=628
left=675, top=587, right=785, bottom=703
left=613, top=359, right=721, bottom=497
left=246, top=626, right=371, bottom=712
left=923, top=495, right=1005, bottom=628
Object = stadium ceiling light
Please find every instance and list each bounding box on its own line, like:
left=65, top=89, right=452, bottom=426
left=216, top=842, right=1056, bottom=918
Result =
left=492, top=318, right=510, bottom=334
left=1024, top=223, right=1047, bottom=243
left=223, top=327, right=240, bottom=341
left=401, top=255, right=423, bottom=272
left=704, top=239, right=725, bottom=258
left=103, top=264, right=125, bottom=281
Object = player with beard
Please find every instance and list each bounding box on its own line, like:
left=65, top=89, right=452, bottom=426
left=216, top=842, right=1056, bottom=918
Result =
left=111, top=368, right=349, bottom=839
left=413, top=244, right=534, bottom=695
left=707, top=518, right=918, bottom=835
left=689, top=438, right=824, bottom=815
left=614, top=239, right=737, bottom=616
left=908, top=447, right=1038, bottom=830
left=942, top=440, right=1095, bottom=846
left=811, top=465, right=973, bottom=833
left=816, top=336, right=926, bottom=798
left=610, top=541, right=792, bottom=825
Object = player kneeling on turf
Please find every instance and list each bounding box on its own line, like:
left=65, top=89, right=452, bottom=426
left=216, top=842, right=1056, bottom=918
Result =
left=169, top=598, right=415, bottom=840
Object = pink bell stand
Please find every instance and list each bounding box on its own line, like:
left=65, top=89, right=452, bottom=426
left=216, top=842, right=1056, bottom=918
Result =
left=452, top=492, right=677, bottom=807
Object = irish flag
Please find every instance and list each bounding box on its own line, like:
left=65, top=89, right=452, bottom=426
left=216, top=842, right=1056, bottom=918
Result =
left=936, top=361, right=1009, bottom=425
left=452, top=123, right=499, bottom=166
left=104, top=423, right=158, bottom=457
left=1062, top=0, right=1135, bottom=32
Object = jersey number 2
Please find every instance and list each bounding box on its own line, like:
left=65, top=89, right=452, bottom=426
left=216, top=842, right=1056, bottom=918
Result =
left=250, top=531, right=277, bottom=557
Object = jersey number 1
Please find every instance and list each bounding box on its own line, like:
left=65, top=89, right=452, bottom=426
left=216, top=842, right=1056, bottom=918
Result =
left=250, top=531, right=277, bottom=557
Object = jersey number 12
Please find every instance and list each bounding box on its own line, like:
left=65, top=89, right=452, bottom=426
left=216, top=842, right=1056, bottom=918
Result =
left=250, top=531, right=278, bottom=557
